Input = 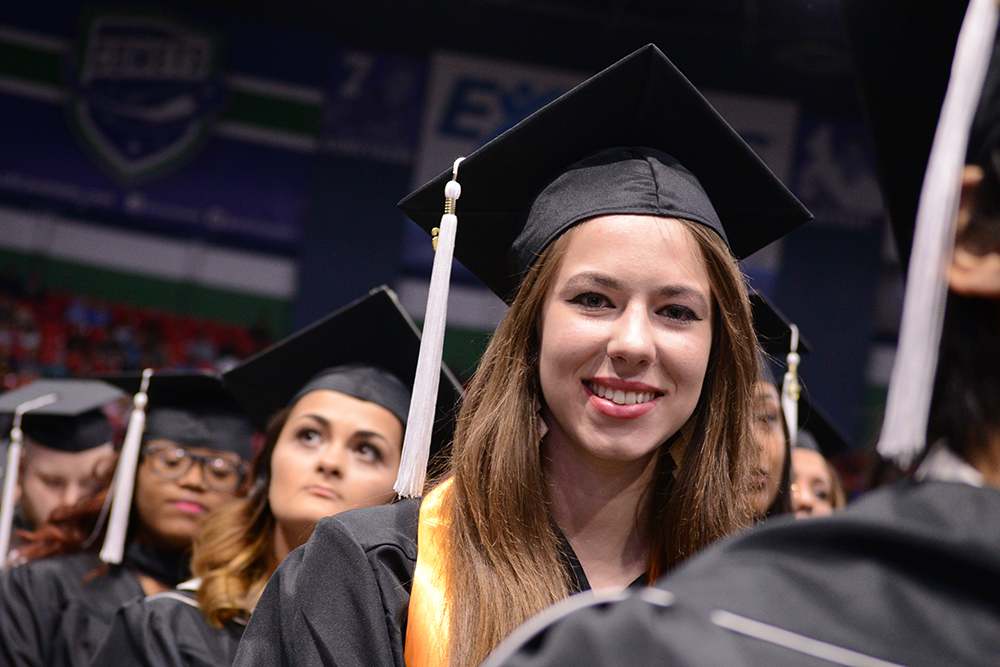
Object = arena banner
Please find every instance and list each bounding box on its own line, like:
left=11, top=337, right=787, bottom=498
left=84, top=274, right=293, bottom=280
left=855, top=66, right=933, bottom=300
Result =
left=0, top=6, right=426, bottom=256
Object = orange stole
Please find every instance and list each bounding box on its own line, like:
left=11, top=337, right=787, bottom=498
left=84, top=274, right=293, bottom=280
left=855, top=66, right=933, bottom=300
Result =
left=404, top=479, right=453, bottom=667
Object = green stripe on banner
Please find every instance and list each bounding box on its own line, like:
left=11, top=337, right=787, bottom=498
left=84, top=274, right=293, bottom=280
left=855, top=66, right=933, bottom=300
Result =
left=438, top=324, right=492, bottom=384
left=0, top=41, right=61, bottom=86
left=221, top=89, right=323, bottom=135
left=0, top=248, right=289, bottom=338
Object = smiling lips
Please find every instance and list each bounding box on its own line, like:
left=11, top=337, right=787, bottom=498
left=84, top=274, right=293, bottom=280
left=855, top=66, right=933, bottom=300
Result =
left=587, top=382, right=659, bottom=406
left=584, top=380, right=663, bottom=418
left=585, top=382, right=660, bottom=405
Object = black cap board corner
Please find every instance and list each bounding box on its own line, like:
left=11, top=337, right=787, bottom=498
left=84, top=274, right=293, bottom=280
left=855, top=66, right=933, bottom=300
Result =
left=750, top=291, right=812, bottom=361
left=222, top=285, right=463, bottom=458
left=0, top=379, right=124, bottom=453
left=399, top=43, right=812, bottom=301
left=99, top=370, right=254, bottom=461
left=796, top=388, right=850, bottom=459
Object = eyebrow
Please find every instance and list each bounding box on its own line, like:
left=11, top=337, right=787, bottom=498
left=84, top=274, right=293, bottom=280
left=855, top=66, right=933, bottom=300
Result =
left=353, top=430, right=390, bottom=444
left=564, top=272, right=710, bottom=309
left=297, top=415, right=390, bottom=444
left=298, top=414, right=331, bottom=430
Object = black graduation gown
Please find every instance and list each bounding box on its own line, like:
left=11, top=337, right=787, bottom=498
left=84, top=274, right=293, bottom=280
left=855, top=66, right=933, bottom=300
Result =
left=233, top=497, right=599, bottom=667
left=88, top=585, right=244, bottom=667
left=486, top=479, right=1000, bottom=667
left=0, top=544, right=189, bottom=667
left=232, top=498, right=421, bottom=667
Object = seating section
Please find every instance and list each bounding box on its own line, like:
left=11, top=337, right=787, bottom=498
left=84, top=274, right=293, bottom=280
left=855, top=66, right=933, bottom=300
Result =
left=0, top=276, right=271, bottom=393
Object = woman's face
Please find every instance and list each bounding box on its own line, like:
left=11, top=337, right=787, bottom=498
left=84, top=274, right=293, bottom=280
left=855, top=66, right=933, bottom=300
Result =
left=791, top=447, right=836, bottom=518
left=538, top=214, right=714, bottom=467
left=749, top=381, right=787, bottom=515
left=268, top=390, right=403, bottom=539
left=134, top=441, right=247, bottom=551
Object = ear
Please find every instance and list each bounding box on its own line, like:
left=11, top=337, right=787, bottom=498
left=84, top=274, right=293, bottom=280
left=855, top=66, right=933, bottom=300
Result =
left=949, top=166, right=1000, bottom=297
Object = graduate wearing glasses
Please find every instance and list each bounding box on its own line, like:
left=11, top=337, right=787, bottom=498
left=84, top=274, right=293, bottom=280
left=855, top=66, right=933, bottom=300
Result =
left=0, top=371, right=253, bottom=667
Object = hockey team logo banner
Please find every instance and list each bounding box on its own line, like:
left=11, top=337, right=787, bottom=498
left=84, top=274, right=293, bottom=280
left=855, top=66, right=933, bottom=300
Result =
left=69, top=12, right=224, bottom=184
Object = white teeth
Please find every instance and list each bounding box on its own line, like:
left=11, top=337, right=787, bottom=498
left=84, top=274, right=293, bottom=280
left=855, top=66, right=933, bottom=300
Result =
left=590, top=384, right=656, bottom=405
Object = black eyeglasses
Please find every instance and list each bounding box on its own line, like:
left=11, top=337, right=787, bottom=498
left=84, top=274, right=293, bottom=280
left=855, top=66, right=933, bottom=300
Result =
left=141, top=444, right=248, bottom=492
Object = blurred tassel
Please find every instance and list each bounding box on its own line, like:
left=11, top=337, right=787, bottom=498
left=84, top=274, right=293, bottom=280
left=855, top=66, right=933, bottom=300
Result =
left=100, top=368, right=153, bottom=565
left=878, top=0, right=999, bottom=468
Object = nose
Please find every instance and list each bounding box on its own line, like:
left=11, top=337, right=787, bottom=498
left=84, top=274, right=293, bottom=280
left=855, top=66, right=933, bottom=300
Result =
left=792, top=483, right=813, bottom=515
left=317, top=440, right=347, bottom=477
left=176, top=461, right=208, bottom=491
left=606, top=302, right=655, bottom=368
left=62, top=482, right=85, bottom=508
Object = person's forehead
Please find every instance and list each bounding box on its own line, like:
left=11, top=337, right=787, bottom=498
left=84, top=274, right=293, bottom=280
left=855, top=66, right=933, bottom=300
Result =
left=755, top=382, right=781, bottom=402
left=287, top=389, right=404, bottom=435
left=24, top=441, right=113, bottom=473
left=792, top=447, right=827, bottom=470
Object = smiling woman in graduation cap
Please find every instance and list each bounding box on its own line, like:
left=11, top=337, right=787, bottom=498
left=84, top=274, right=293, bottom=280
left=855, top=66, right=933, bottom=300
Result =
left=480, top=3, right=1000, bottom=667
left=233, top=44, right=810, bottom=667
left=0, top=371, right=254, bottom=667
left=88, top=286, right=461, bottom=667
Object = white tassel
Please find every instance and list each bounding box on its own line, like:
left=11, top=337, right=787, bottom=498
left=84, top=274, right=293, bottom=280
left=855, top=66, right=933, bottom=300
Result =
left=781, top=325, right=800, bottom=449
left=0, top=393, right=59, bottom=567
left=100, top=368, right=153, bottom=564
left=878, top=0, right=1000, bottom=468
left=395, top=158, right=464, bottom=498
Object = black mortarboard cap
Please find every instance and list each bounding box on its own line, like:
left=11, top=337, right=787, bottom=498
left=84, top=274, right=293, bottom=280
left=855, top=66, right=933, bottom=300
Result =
left=101, top=371, right=254, bottom=462
left=796, top=389, right=850, bottom=459
left=223, top=286, right=463, bottom=457
left=841, top=0, right=970, bottom=267
left=0, top=380, right=123, bottom=453
left=750, top=292, right=812, bottom=361
left=399, top=44, right=812, bottom=301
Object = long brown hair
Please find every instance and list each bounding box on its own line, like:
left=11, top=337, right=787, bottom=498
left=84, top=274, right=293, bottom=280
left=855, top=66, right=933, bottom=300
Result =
left=192, top=408, right=288, bottom=628
left=445, top=217, right=759, bottom=667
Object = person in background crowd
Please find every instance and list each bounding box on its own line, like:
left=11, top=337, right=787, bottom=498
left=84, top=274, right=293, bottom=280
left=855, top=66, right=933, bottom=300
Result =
left=0, top=380, right=121, bottom=565
left=0, top=371, right=253, bottom=667
left=89, top=286, right=462, bottom=667
left=790, top=430, right=846, bottom=518
left=746, top=292, right=810, bottom=520
left=234, top=44, right=811, bottom=667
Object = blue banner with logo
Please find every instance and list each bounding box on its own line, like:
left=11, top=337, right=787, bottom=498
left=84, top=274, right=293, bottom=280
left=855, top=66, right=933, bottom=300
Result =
left=0, top=3, right=426, bottom=254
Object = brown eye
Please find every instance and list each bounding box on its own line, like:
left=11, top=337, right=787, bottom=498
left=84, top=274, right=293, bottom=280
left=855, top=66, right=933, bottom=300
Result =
left=158, top=448, right=186, bottom=470
left=354, top=442, right=384, bottom=463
